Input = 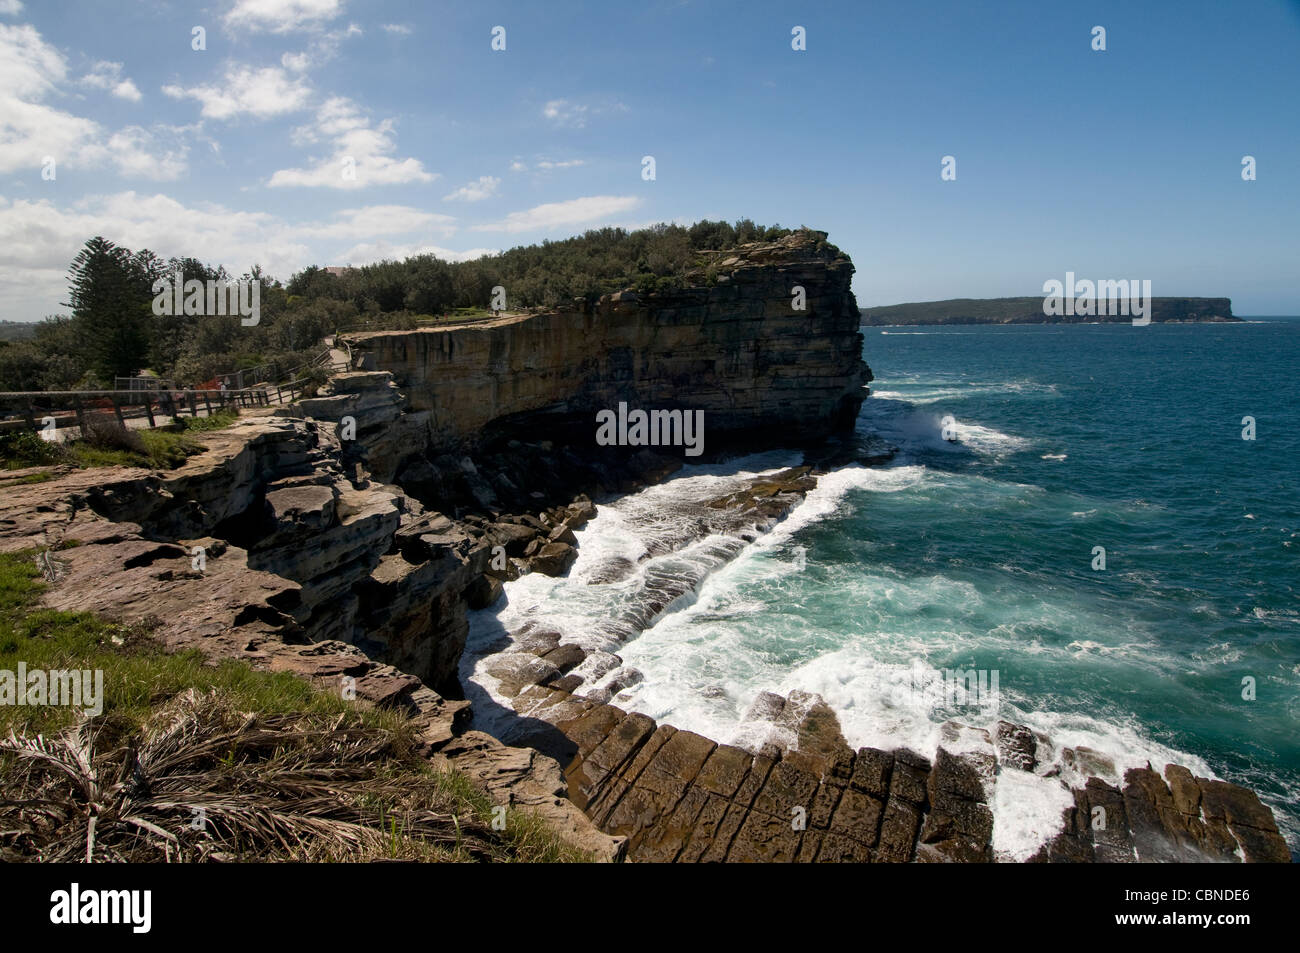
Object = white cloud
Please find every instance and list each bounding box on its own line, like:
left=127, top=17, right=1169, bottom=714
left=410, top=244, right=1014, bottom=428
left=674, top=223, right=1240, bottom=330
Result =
left=381, top=23, right=412, bottom=35
left=0, top=1, right=23, bottom=15
left=336, top=240, right=496, bottom=265
left=0, top=25, right=187, bottom=177
left=473, top=195, right=641, bottom=234
left=542, top=99, right=588, bottom=128
left=88, top=126, right=189, bottom=180
left=224, top=0, right=345, bottom=33
left=279, top=23, right=361, bottom=72
left=163, top=64, right=312, bottom=120
left=542, top=99, right=626, bottom=129
left=509, top=157, right=585, bottom=172
left=112, top=79, right=143, bottom=102
left=0, top=23, right=68, bottom=100
left=0, top=193, right=481, bottom=320
left=81, top=61, right=143, bottom=101
left=269, top=96, right=436, bottom=189
left=295, top=205, right=456, bottom=240
left=443, top=175, right=500, bottom=202
left=0, top=192, right=287, bottom=320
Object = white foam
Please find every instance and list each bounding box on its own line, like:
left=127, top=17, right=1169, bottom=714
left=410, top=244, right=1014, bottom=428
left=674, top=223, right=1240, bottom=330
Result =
left=860, top=400, right=1031, bottom=459
left=461, top=376, right=1237, bottom=860
left=992, top=769, right=1077, bottom=861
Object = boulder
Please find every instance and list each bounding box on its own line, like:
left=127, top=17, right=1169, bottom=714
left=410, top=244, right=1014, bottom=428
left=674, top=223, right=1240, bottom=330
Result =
left=996, top=720, right=1038, bottom=772
left=530, top=541, right=577, bottom=577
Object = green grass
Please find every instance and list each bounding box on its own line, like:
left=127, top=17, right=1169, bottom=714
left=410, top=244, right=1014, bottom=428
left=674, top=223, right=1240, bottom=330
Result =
left=0, top=431, right=64, bottom=470
left=0, top=471, right=53, bottom=486
left=0, top=550, right=403, bottom=737
left=175, top=409, right=240, bottom=433
left=64, top=428, right=197, bottom=469
left=0, top=411, right=240, bottom=471
left=0, top=550, right=592, bottom=862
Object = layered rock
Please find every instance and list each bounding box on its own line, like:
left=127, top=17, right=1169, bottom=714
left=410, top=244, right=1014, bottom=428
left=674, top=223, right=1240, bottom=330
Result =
left=346, top=231, right=871, bottom=452
left=485, top=680, right=1289, bottom=864
left=0, top=419, right=624, bottom=862
left=466, top=465, right=828, bottom=725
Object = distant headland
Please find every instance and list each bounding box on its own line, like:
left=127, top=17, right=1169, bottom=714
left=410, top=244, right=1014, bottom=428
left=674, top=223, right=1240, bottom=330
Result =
left=860, top=297, right=1238, bottom=326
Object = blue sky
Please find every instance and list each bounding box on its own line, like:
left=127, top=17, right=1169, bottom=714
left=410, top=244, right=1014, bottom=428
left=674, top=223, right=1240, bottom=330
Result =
left=1, top=0, right=1298, bottom=320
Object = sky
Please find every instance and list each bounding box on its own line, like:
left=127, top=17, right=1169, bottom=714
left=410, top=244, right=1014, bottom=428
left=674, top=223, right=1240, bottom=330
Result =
left=1, top=0, right=1298, bottom=321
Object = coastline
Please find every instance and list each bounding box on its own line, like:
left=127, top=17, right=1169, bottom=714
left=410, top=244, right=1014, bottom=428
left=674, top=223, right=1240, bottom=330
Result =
left=460, top=452, right=1291, bottom=863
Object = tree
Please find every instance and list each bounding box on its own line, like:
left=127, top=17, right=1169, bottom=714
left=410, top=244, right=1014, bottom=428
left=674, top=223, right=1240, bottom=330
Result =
left=65, top=237, right=153, bottom=381
left=286, top=265, right=341, bottom=300
left=404, top=255, right=454, bottom=314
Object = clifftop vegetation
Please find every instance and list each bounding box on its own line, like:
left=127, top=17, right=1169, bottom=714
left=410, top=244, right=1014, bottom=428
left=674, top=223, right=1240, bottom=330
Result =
left=0, top=220, right=795, bottom=393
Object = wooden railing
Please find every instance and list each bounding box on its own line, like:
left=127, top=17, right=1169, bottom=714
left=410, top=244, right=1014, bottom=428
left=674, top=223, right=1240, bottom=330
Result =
left=0, top=359, right=352, bottom=436
left=0, top=387, right=268, bottom=436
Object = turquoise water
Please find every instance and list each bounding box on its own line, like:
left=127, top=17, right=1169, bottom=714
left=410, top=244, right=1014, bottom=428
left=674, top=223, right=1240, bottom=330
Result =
left=468, top=318, right=1299, bottom=858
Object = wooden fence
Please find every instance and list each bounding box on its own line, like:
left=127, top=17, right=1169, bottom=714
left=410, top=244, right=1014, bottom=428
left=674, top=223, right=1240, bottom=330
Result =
left=0, top=360, right=349, bottom=437
left=0, top=387, right=267, bottom=437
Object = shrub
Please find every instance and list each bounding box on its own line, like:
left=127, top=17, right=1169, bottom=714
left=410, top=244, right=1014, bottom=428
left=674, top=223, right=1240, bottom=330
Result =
left=80, top=412, right=146, bottom=455
left=0, top=429, right=68, bottom=469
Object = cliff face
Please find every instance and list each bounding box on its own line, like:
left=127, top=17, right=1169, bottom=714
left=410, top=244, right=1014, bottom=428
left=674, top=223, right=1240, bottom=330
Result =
left=347, top=231, right=871, bottom=452
left=5, top=225, right=1290, bottom=860
left=0, top=407, right=627, bottom=860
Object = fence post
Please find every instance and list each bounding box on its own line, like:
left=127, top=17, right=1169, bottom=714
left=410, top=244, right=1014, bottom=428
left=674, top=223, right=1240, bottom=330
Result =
left=73, top=395, right=87, bottom=437
left=187, top=391, right=198, bottom=418
left=110, top=394, right=127, bottom=429
left=22, top=399, right=37, bottom=431
left=143, top=394, right=156, bottom=428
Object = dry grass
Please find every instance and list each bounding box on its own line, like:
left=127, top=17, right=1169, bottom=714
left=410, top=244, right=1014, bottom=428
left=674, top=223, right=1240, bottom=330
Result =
left=0, top=551, right=592, bottom=863
left=1, top=689, right=532, bottom=862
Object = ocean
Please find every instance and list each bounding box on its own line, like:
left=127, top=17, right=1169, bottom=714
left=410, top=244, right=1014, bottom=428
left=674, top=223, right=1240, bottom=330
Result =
left=465, top=317, right=1299, bottom=860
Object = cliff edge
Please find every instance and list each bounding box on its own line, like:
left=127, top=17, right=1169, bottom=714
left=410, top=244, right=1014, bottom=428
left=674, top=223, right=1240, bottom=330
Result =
left=346, top=230, right=872, bottom=452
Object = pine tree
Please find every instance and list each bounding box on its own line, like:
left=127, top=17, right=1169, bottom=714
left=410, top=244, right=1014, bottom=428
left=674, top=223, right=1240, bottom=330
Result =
left=65, top=237, right=152, bottom=382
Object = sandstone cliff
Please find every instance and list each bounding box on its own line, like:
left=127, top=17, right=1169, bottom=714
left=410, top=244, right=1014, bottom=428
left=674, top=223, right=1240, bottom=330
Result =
left=0, top=232, right=876, bottom=863
left=6, top=231, right=1282, bottom=863
left=346, top=231, right=871, bottom=453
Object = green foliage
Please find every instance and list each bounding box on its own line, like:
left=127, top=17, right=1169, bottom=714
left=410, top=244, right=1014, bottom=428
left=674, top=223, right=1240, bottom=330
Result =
left=293, top=219, right=793, bottom=315
left=5, top=219, right=796, bottom=396
left=176, top=409, right=239, bottom=433
left=66, top=237, right=153, bottom=380
left=0, top=471, right=53, bottom=485
left=66, top=426, right=202, bottom=470
left=0, top=321, right=38, bottom=343
left=0, top=430, right=67, bottom=469
left=0, top=413, right=219, bottom=471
